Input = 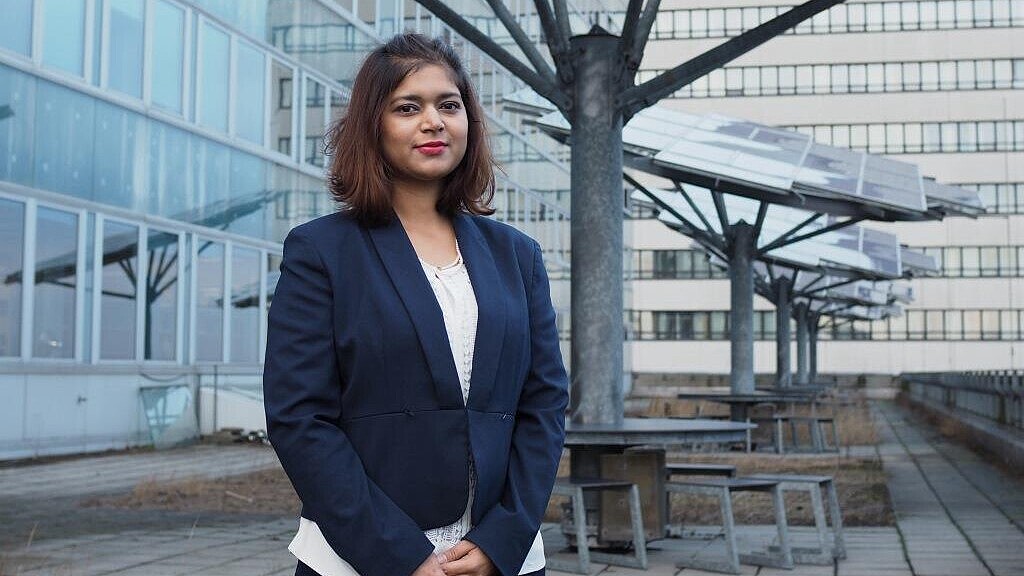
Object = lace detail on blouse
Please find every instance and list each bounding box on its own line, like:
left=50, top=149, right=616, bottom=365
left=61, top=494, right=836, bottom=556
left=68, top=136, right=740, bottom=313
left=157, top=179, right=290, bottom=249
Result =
left=418, top=238, right=479, bottom=554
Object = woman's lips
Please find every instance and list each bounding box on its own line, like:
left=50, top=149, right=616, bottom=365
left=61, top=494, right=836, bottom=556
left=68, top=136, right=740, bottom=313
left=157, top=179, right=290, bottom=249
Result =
left=416, top=143, right=447, bottom=155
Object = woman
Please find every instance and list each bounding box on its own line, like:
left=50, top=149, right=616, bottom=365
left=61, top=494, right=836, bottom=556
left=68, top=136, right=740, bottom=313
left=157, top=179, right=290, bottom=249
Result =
left=263, top=33, right=569, bottom=576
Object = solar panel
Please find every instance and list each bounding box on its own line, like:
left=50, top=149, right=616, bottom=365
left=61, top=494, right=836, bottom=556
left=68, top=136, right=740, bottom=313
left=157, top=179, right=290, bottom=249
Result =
left=632, top=186, right=903, bottom=279
left=652, top=115, right=809, bottom=193
left=900, top=246, right=941, bottom=276
left=793, top=143, right=862, bottom=197
left=529, top=98, right=931, bottom=219
left=860, top=154, right=927, bottom=212
left=922, top=178, right=986, bottom=215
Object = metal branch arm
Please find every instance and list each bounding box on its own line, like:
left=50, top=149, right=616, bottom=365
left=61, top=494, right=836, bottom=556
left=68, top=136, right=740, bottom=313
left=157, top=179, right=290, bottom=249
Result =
left=625, top=174, right=728, bottom=257
left=484, top=0, right=559, bottom=88
left=532, top=0, right=573, bottom=83
left=760, top=214, right=868, bottom=255
left=619, top=0, right=848, bottom=116
left=413, top=0, right=570, bottom=112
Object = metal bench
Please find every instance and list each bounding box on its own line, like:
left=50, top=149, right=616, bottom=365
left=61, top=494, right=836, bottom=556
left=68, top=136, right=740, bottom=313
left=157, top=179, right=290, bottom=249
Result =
left=548, top=478, right=648, bottom=574
left=767, top=414, right=839, bottom=453
left=747, top=473, right=846, bottom=564
left=665, top=477, right=793, bottom=574
left=665, top=462, right=738, bottom=478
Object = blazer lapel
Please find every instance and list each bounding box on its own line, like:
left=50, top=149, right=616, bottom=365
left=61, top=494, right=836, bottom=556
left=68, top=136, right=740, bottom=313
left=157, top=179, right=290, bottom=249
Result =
left=453, top=212, right=507, bottom=411
left=367, top=213, right=464, bottom=408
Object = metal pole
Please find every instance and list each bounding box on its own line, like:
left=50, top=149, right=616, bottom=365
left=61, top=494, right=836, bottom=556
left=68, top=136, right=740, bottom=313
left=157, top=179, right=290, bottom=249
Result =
left=809, top=315, right=820, bottom=384
left=568, top=29, right=624, bottom=426
left=774, top=278, right=792, bottom=388
left=795, top=303, right=810, bottom=385
left=728, top=222, right=757, bottom=418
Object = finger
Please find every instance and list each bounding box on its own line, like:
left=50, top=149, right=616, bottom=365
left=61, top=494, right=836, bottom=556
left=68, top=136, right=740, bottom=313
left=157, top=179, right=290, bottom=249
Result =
left=439, top=541, right=475, bottom=564
left=440, top=552, right=483, bottom=576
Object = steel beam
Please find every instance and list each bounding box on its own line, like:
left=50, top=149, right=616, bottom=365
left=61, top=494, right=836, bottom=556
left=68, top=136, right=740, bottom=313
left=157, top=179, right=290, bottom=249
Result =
left=569, top=30, right=624, bottom=425
left=728, top=223, right=758, bottom=411
left=795, top=303, right=810, bottom=385
left=775, top=278, right=793, bottom=388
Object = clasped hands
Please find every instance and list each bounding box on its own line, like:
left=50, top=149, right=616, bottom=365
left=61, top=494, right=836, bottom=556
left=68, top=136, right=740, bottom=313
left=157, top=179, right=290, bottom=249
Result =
left=412, top=540, right=496, bottom=576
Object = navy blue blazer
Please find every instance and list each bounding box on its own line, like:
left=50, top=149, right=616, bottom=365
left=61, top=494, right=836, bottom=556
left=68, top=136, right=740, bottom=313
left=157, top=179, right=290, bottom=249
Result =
left=263, top=208, right=569, bottom=576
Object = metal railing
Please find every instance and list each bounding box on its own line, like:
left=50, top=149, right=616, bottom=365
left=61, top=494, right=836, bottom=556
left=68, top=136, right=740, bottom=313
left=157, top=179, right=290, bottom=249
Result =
left=901, top=371, right=1024, bottom=431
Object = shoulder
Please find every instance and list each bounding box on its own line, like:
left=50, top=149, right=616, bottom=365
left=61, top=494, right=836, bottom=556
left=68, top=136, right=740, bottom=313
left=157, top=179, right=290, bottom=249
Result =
left=286, top=210, right=359, bottom=242
left=464, top=213, right=539, bottom=255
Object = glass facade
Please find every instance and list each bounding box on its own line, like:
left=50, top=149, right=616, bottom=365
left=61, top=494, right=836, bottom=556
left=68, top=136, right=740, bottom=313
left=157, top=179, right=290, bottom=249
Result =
left=0, top=199, right=24, bottom=357
left=0, top=0, right=570, bottom=375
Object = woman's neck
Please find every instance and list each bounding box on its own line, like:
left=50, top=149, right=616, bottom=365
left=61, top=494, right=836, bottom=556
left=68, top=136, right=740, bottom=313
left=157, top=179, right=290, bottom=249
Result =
left=391, top=180, right=448, bottom=229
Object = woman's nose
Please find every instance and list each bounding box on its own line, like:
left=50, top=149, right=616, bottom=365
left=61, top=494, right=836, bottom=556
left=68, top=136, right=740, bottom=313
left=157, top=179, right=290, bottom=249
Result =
left=421, top=108, right=443, bottom=130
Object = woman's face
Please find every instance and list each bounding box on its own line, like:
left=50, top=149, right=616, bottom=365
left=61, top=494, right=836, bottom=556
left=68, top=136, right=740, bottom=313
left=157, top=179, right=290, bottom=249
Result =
left=380, top=63, right=469, bottom=189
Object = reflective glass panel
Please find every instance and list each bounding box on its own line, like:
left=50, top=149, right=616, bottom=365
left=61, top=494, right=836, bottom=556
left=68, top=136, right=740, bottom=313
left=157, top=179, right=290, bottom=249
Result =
left=146, top=229, right=178, bottom=361
left=0, top=199, right=24, bottom=357
left=198, top=21, right=230, bottom=133
left=270, top=60, right=294, bottom=157
left=195, top=239, right=223, bottom=361
left=148, top=122, right=192, bottom=218
left=42, top=0, right=86, bottom=76
left=304, top=77, right=326, bottom=167
left=100, top=220, right=138, bottom=360
left=33, top=207, right=78, bottom=358
left=151, top=0, right=185, bottom=113
left=0, top=0, right=33, bottom=56
left=233, top=41, right=266, bottom=144
left=107, top=0, right=144, bottom=98
left=230, top=246, right=260, bottom=363
left=93, top=100, right=145, bottom=209
left=0, top=64, right=36, bottom=187
left=34, top=80, right=95, bottom=199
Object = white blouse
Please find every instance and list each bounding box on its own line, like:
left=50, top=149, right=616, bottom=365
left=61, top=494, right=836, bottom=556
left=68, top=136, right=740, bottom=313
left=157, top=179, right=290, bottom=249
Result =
left=288, top=238, right=545, bottom=576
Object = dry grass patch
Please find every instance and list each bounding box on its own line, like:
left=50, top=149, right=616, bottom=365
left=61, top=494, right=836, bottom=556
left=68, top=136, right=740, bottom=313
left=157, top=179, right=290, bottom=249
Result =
left=82, top=467, right=301, bottom=516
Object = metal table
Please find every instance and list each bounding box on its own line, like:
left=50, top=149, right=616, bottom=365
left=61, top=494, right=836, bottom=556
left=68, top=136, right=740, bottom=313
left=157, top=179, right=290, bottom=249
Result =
left=566, top=417, right=755, bottom=479
left=676, top=391, right=821, bottom=421
left=562, top=418, right=756, bottom=544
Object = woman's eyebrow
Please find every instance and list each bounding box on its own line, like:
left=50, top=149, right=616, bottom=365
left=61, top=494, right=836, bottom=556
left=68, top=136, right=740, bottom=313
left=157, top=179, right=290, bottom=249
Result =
left=391, top=91, right=463, bottom=104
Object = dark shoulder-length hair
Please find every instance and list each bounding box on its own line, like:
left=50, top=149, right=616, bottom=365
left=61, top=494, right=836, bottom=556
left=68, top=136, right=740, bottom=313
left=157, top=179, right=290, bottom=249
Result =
left=325, top=33, right=496, bottom=226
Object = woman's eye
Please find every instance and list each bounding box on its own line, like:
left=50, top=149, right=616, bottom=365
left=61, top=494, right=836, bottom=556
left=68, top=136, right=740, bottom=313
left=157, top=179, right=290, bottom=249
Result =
left=397, top=104, right=417, bottom=113
left=440, top=101, right=462, bottom=111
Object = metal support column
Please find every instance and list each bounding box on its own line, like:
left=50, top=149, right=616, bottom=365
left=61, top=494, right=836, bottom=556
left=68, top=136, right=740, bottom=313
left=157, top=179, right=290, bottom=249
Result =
left=774, top=278, right=792, bottom=388
left=809, top=314, right=820, bottom=384
left=568, top=29, right=624, bottom=426
left=795, top=303, right=810, bottom=385
left=728, top=223, right=757, bottom=416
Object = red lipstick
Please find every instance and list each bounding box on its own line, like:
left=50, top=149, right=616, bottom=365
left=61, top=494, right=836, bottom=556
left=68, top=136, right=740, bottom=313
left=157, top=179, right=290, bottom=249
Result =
left=416, top=141, right=447, bottom=155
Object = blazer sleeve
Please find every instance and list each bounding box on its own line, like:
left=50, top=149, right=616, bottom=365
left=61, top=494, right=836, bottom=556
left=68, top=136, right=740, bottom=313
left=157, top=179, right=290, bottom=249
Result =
left=263, top=229, right=435, bottom=576
left=464, top=240, right=569, bottom=576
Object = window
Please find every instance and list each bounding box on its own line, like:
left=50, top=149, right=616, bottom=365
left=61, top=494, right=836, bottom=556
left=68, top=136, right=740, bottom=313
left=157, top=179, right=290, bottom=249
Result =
left=33, top=207, right=78, bottom=358
left=35, top=81, right=95, bottom=199
left=304, top=77, right=326, bottom=167
left=150, top=0, right=185, bottom=114
left=233, top=41, right=266, bottom=144
left=106, top=0, right=145, bottom=98
left=230, top=246, right=260, bottom=363
left=194, top=239, right=224, bottom=361
left=271, top=60, right=294, bottom=157
left=198, top=21, right=230, bottom=133
left=99, top=220, right=138, bottom=360
left=0, top=199, right=24, bottom=357
left=42, top=0, right=87, bottom=77
left=146, top=229, right=178, bottom=361
left=0, top=0, right=33, bottom=56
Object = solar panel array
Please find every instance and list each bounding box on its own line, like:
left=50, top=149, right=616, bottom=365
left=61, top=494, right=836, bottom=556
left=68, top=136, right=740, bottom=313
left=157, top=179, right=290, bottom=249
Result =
left=503, top=89, right=982, bottom=216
